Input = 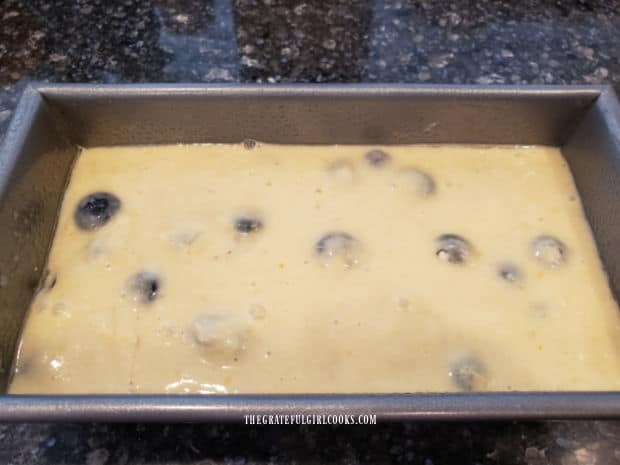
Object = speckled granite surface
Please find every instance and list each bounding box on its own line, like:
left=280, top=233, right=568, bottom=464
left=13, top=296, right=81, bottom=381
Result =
left=2, top=0, right=620, bottom=464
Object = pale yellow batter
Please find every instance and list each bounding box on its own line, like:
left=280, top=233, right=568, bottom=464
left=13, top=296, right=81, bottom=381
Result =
left=9, top=143, right=620, bottom=394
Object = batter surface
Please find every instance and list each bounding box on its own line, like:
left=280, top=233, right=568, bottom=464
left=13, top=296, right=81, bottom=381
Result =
left=9, top=143, right=620, bottom=394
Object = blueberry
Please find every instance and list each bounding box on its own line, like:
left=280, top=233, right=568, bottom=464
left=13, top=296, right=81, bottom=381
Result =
left=315, top=232, right=360, bottom=268
left=531, top=235, right=567, bottom=268
left=235, top=215, right=263, bottom=234
left=327, top=159, right=356, bottom=183
left=398, top=168, right=435, bottom=197
left=74, top=192, right=121, bottom=231
left=449, top=355, right=488, bottom=392
left=191, top=313, right=248, bottom=355
left=37, top=269, right=57, bottom=293
left=129, top=271, right=161, bottom=304
left=497, top=262, right=523, bottom=284
left=243, top=139, right=257, bottom=150
left=365, top=149, right=391, bottom=167
left=170, top=230, right=201, bottom=248
left=435, top=234, right=472, bottom=264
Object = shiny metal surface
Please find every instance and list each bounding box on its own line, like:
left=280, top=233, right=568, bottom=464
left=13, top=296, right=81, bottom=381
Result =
left=1, top=84, right=619, bottom=421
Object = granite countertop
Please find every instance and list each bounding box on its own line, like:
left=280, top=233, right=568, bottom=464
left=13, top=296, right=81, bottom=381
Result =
left=2, top=0, right=620, bottom=464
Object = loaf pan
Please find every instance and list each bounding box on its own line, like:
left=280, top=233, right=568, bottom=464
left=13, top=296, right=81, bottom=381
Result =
left=1, top=84, right=620, bottom=422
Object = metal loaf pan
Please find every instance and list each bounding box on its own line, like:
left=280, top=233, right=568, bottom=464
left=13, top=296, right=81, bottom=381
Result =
left=1, top=84, right=620, bottom=422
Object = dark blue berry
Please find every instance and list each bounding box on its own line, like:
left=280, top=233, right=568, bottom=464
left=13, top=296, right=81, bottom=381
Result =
left=130, top=271, right=161, bottom=304
left=74, top=192, right=121, bottom=231
left=435, top=234, right=472, bottom=264
left=243, top=139, right=257, bottom=149
left=450, top=355, right=487, bottom=392
left=498, top=262, right=523, bottom=283
left=365, top=149, right=391, bottom=167
left=235, top=215, right=263, bottom=234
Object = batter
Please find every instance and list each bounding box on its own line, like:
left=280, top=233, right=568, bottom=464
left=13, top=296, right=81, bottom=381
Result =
left=9, top=143, right=620, bottom=394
